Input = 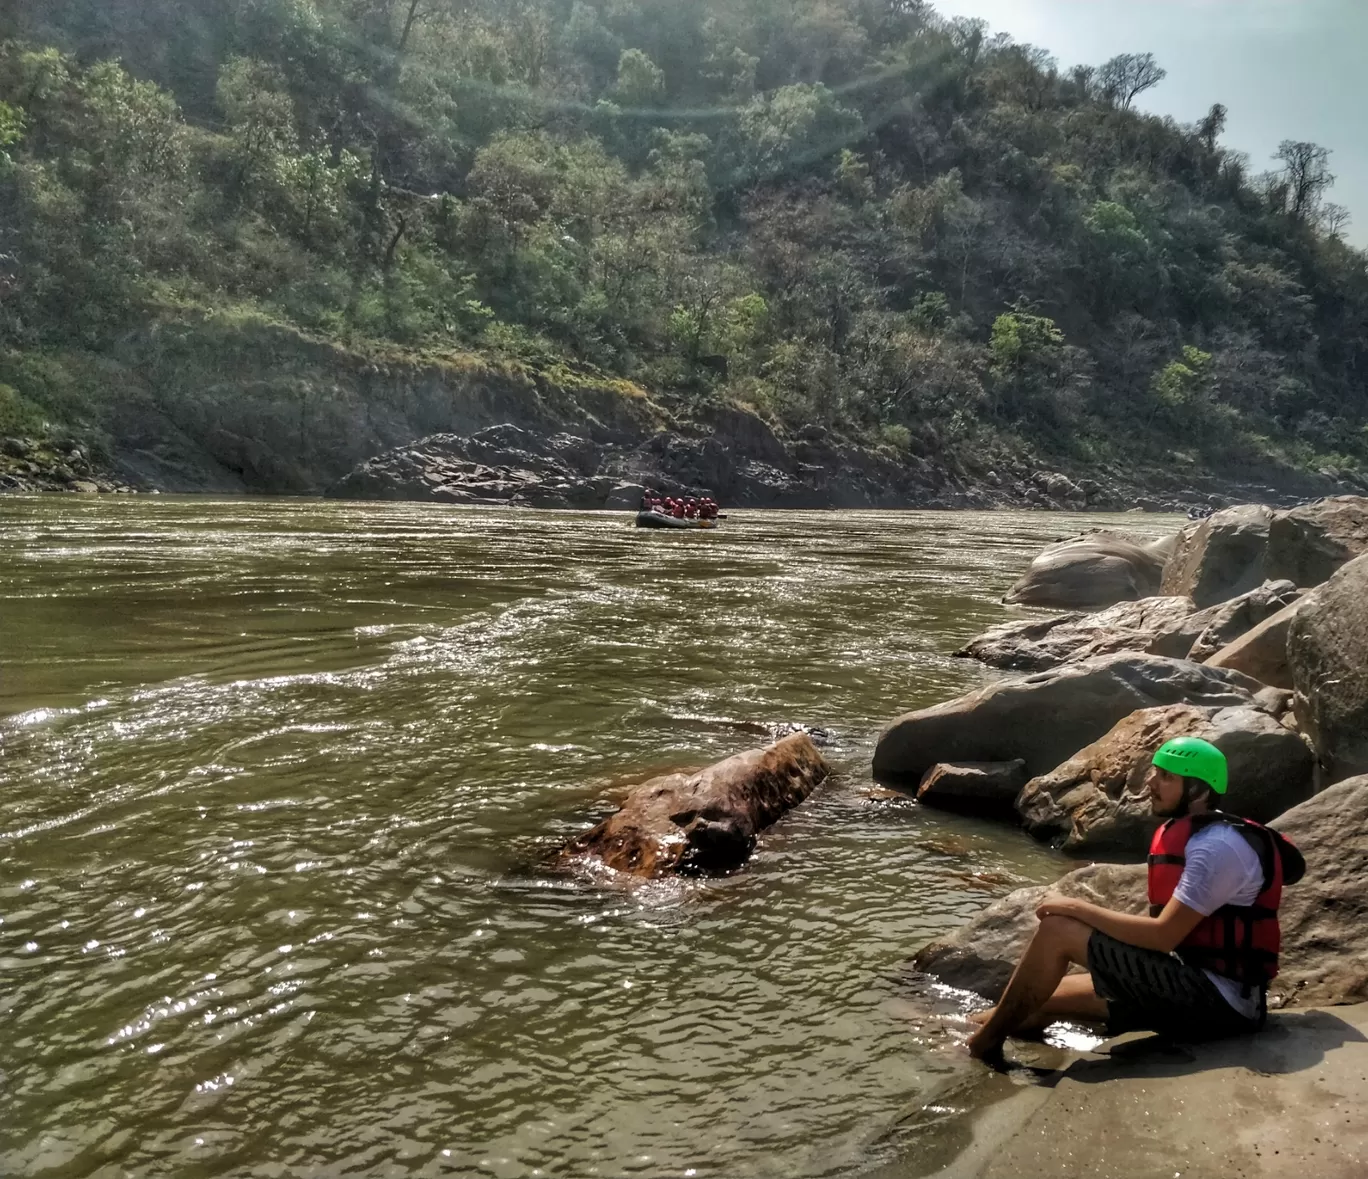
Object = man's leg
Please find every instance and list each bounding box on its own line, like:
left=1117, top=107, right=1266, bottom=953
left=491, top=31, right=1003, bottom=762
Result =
left=966, top=916, right=1094, bottom=1059
left=970, top=972, right=1110, bottom=1035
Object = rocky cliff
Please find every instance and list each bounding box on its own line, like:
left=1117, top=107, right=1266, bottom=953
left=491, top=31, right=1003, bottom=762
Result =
left=4, top=315, right=1364, bottom=510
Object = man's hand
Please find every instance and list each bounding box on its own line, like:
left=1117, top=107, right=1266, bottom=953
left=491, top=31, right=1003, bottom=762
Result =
left=1035, top=894, right=1086, bottom=922
left=1036, top=892, right=1208, bottom=953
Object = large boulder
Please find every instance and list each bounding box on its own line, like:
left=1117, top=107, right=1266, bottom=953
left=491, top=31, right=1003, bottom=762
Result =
left=912, top=863, right=1147, bottom=999
left=1204, top=598, right=1303, bottom=689
left=557, top=733, right=829, bottom=877
left=913, top=775, right=1368, bottom=1009
left=1161, top=504, right=1273, bottom=607
left=1002, top=531, right=1171, bottom=610
left=873, top=654, right=1267, bottom=786
left=955, top=596, right=1197, bottom=672
left=916, top=760, right=1028, bottom=820
left=1186, top=579, right=1302, bottom=661
left=1015, top=703, right=1314, bottom=856
left=1265, top=773, right=1368, bottom=1007
left=1288, top=553, right=1368, bottom=783
left=1266, top=496, right=1368, bottom=587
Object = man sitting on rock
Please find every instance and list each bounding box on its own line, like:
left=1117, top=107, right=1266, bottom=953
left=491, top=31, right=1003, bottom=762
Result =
left=967, top=737, right=1304, bottom=1060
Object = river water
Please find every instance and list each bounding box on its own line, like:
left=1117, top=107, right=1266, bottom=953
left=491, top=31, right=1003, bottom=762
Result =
left=0, top=498, right=1165, bottom=1178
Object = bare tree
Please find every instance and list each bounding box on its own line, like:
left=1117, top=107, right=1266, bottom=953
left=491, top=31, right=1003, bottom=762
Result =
left=1098, top=52, right=1167, bottom=110
left=1275, top=140, right=1335, bottom=222
left=1320, top=203, right=1352, bottom=239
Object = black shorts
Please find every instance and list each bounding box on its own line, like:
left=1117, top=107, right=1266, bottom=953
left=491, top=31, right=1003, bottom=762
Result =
left=1086, top=931, right=1264, bottom=1040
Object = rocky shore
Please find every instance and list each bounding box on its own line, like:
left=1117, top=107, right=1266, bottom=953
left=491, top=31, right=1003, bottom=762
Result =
left=6, top=393, right=1366, bottom=510
left=0, top=437, right=141, bottom=494
left=321, top=416, right=1366, bottom=513
left=866, top=497, right=1368, bottom=1176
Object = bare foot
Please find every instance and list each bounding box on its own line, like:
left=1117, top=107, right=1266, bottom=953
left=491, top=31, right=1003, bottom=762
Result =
left=966, top=1026, right=1006, bottom=1061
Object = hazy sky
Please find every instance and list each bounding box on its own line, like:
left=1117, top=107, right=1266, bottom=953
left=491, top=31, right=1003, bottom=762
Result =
left=929, top=0, right=1367, bottom=245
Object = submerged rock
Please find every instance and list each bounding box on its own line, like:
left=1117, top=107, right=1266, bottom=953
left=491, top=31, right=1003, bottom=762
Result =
left=558, top=733, right=829, bottom=877
left=1002, top=531, right=1172, bottom=610
left=872, top=653, right=1266, bottom=786
left=1015, top=703, right=1314, bottom=856
left=916, top=760, right=1028, bottom=820
left=913, top=774, right=1368, bottom=1010
left=1289, top=553, right=1368, bottom=784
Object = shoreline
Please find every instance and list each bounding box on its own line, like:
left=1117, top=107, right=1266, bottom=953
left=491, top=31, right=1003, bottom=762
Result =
left=6, top=423, right=1363, bottom=515
left=872, top=1003, right=1368, bottom=1179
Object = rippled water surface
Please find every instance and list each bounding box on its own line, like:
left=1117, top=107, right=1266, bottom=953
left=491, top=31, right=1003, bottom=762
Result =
left=0, top=498, right=1167, bottom=1177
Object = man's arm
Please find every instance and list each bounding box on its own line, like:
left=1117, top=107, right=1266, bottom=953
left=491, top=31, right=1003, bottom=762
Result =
left=1035, top=894, right=1205, bottom=953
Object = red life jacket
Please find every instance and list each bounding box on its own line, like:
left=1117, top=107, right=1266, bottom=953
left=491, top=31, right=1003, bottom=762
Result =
left=1147, top=812, right=1300, bottom=988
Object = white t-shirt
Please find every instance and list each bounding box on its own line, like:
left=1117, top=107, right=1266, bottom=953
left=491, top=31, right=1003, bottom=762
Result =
left=1171, top=823, right=1267, bottom=1020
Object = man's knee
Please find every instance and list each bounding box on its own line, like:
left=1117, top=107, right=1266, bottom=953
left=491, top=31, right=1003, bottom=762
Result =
left=1036, top=915, right=1093, bottom=959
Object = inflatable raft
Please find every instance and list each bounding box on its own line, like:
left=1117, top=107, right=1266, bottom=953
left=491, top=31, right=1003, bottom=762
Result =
left=635, top=510, right=717, bottom=529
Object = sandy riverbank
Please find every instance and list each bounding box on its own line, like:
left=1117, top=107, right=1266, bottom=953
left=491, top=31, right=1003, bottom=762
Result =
left=869, top=1003, right=1368, bottom=1179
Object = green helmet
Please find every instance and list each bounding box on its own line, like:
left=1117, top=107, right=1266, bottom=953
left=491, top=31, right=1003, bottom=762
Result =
left=1152, top=736, right=1227, bottom=794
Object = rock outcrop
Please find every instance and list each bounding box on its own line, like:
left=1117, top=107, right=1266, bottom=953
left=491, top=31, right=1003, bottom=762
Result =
left=323, top=413, right=996, bottom=511
left=1015, top=703, right=1314, bottom=855
left=872, top=654, right=1266, bottom=786
left=914, top=774, right=1368, bottom=1009
left=558, top=733, right=829, bottom=877
left=1158, top=497, right=1368, bottom=610
left=1204, top=598, right=1303, bottom=689
left=1288, top=554, right=1368, bottom=784
left=916, top=760, right=1028, bottom=820
left=1185, top=579, right=1303, bottom=661
left=1001, top=531, right=1172, bottom=609
left=1265, top=496, right=1368, bottom=587
left=325, top=425, right=628, bottom=508
left=1161, top=504, right=1274, bottom=608
left=0, top=436, right=141, bottom=494
left=913, top=862, right=1147, bottom=999
left=955, top=596, right=1198, bottom=671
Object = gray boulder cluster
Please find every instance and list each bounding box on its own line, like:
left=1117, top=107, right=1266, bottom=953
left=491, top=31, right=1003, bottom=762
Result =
left=324, top=413, right=1000, bottom=511
left=0, top=436, right=139, bottom=494
left=894, top=495, right=1368, bottom=1007
left=323, top=424, right=649, bottom=510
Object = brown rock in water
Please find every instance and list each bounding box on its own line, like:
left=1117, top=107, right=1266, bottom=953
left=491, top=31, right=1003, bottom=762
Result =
left=1161, top=504, right=1273, bottom=607
left=1002, top=531, right=1172, bottom=610
left=559, top=733, right=829, bottom=877
left=872, top=653, right=1266, bottom=786
left=1266, top=496, right=1368, bottom=588
left=916, top=760, right=1028, bottom=820
left=956, top=596, right=1197, bottom=671
left=1204, top=598, right=1303, bottom=689
left=1015, top=703, right=1314, bottom=856
left=1289, top=553, right=1368, bottom=784
left=912, top=774, right=1368, bottom=1009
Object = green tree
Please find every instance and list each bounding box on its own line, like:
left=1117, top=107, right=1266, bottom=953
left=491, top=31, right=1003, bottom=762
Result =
left=217, top=56, right=297, bottom=193
left=0, top=101, right=23, bottom=170
left=613, top=49, right=665, bottom=108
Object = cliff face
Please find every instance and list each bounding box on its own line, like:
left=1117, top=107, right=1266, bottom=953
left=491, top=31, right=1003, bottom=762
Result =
left=61, top=316, right=667, bottom=495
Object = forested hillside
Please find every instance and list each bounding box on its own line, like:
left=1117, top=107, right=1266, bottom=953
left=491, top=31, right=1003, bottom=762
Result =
left=2, top=0, right=1367, bottom=495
